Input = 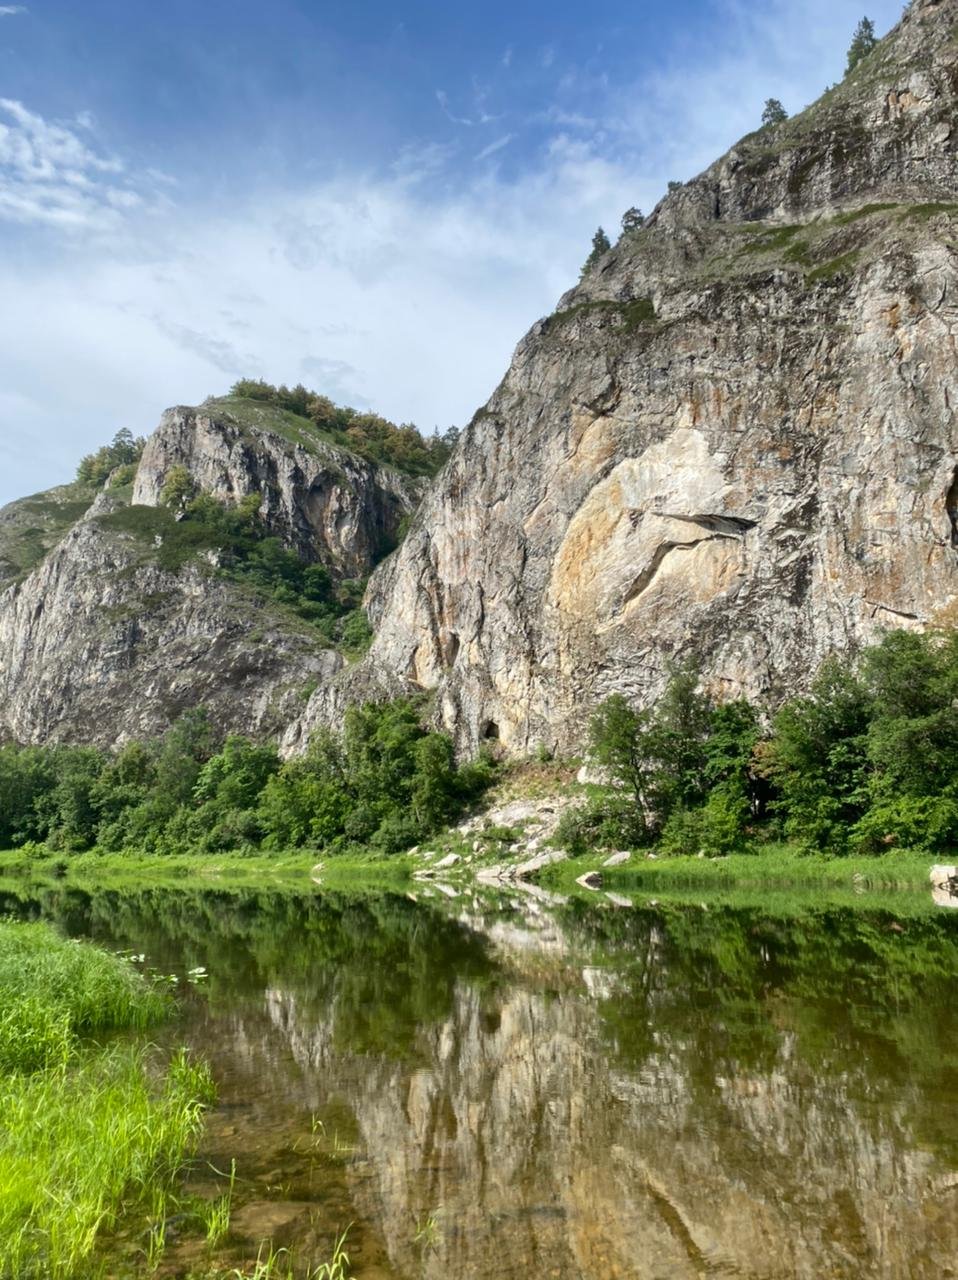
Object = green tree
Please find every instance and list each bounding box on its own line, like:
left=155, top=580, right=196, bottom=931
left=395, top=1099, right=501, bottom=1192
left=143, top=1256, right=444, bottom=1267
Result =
left=159, top=465, right=196, bottom=511
left=620, top=207, right=645, bottom=235
left=761, top=98, right=788, bottom=127
left=760, top=656, right=871, bottom=851
left=76, top=429, right=146, bottom=487
left=581, top=227, right=612, bottom=275
left=846, top=17, right=877, bottom=74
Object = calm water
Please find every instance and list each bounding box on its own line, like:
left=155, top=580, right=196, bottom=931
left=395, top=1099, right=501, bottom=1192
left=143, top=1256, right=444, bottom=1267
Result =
left=4, top=877, right=958, bottom=1279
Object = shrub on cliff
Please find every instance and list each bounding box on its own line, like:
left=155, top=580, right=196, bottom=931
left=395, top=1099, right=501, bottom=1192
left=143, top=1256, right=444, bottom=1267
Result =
left=76, top=429, right=146, bottom=488
left=226, top=379, right=455, bottom=477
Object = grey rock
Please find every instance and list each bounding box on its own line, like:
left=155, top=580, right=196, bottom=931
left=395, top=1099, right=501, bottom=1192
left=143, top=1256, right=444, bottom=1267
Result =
left=515, top=849, right=568, bottom=878
left=0, top=401, right=422, bottom=747
left=603, top=851, right=632, bottom=867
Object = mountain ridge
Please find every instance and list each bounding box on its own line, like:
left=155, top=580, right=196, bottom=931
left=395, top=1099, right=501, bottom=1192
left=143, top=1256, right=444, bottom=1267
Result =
left=3, top=0, right=958, bottom=755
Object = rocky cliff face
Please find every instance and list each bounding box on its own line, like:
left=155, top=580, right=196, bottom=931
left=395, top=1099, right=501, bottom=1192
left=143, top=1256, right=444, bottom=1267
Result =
left=293, top=0, right=958, bottom=755
left=0, top=402, right=422, bottom=746
left=134, top=399, right=423, bottom=576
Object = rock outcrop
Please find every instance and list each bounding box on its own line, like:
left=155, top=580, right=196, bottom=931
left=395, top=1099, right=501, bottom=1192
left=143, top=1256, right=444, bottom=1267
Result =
left=0, top=402, right=422, bottom=746
left=134, top=400, right=423, bottom=576
left=294, top=0, right=958, bottom=754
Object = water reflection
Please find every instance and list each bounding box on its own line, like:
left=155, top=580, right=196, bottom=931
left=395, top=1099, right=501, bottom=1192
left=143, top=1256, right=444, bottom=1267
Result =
left=3, top=880, right=957, bottom=1278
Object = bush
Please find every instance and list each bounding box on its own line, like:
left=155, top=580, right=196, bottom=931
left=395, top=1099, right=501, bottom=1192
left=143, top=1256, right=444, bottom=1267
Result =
left=851, top=795, right=958, bottom=855
left=76, top=429, right=145, bottom=488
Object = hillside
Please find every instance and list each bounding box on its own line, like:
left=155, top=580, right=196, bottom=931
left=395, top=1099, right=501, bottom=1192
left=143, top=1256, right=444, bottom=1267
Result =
left=0, top=397, right=425, bottom=746
left=4, top=0, right=958, bottom=758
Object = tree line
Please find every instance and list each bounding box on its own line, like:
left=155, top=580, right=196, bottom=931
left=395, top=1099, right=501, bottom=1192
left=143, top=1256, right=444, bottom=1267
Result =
left=0, top=700, right=493, bottom=857
left=228, top=379, right=457, bottom=477
left=565, top=627, right=958, bottom=858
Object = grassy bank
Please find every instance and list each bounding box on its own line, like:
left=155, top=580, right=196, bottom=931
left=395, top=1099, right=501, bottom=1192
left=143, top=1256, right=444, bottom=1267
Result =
left=542, top=845, right=937, bottom=894
left=0, top=846, right=415, bottom=891
left=0, top=920, right=213, bottom=1278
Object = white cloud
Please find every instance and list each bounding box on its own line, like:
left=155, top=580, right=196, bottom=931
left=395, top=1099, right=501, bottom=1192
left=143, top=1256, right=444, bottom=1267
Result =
left=475, top=133, right=513, bottom=162
left=0, top=99, right=156, bottom=233
left=0, top=6, right=27, bottom=15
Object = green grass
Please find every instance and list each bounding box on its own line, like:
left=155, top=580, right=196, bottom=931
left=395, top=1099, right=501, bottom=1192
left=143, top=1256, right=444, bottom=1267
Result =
left=0, top=920, right=214, bottom=1278
left=0, top=920, right=171, bottom=1072
left=203, top=396, right=347, bottom=459
left=96, top=503, right=225, bottom=571
left=541, top=845, right=936, bottom=895
left=0, top=1045, right=213, bottom=1279
left=0, top=482, right=97, bottom=584
left=806, top=249, right=861, bottom=283
left=549, top=296, right=657, bottom=334
left=0, top=847, right=415, bottom=892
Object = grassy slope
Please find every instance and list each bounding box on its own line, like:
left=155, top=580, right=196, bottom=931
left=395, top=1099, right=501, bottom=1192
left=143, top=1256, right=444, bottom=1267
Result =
left=0, top=481, right=98, bottom=585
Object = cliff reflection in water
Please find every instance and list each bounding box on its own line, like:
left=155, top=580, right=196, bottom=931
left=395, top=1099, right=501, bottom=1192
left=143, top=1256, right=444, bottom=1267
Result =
left=6, top=882, right=958, bottom=1279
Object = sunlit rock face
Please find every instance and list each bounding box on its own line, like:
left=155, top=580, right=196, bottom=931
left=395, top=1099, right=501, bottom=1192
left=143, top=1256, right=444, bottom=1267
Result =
left=294, top=0, right=958, bottom=755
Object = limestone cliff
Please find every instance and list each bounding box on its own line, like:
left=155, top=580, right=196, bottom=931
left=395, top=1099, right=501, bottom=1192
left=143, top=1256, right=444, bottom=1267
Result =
left=293, top=0, right=958, bottom=755
left=0, top=400, right=423, bottom=746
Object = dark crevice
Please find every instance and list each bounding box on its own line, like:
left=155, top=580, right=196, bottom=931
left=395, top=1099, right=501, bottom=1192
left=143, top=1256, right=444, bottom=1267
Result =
left=946, top=466, right=958, bottom=548
left=619, top=536, right=726, bottom=612
left=658, top=511, right=756, bottom=536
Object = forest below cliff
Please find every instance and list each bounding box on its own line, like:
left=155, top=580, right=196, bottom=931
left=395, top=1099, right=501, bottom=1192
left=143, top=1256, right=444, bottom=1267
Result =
left=1, top=627, right=956, bottom=863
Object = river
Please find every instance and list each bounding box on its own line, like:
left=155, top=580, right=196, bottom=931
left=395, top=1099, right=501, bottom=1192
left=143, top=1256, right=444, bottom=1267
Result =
left=3, top=877, right=957, bottom=1279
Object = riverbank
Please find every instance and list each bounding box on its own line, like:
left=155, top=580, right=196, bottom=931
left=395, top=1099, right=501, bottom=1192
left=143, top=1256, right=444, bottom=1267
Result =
left=538, top=846, right=937, bottom=894
left=0, top=920, right=213, bottom=1277
left=0, top=839, right=942, bottom=899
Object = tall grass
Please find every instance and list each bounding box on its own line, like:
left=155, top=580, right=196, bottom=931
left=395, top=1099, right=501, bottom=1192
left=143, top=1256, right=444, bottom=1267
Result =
left=0, top=920, right=213, bottom=1278
left=0, top=919, right=170, bottom=1072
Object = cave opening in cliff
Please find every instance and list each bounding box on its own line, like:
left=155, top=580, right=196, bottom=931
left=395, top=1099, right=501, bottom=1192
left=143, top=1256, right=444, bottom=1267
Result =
left=947, top=466, right=958, bottom=548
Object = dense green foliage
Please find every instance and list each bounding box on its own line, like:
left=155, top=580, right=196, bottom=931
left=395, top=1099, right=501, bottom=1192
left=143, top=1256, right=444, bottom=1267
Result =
left=0, top=921, right=211, bottom=1278
left=0, top=922, right=169, bottom=1072
left=565, top=629, right=958, bottom=858
left=228, top=379, right=456, bottom=477
left=846, top=16, right=877, bottom=74
left=0, top=699, right=493, bottom=858
left=75, top=428, right=146, bottom=488
left=761, top=97, right=788, bottom=127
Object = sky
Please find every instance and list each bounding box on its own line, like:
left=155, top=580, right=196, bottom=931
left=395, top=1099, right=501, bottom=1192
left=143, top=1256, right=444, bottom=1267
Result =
left=0, top=0, right=904, bottom=505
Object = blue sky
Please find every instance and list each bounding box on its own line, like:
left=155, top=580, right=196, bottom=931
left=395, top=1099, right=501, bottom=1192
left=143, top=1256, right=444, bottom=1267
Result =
left=0, top=0, right=902, bottom=504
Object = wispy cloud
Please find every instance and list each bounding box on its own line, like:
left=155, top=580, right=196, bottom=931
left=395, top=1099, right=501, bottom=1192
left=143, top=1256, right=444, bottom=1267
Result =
left=436, top=89, right=474, bottom=126
left=436, top=82, right=501, bottom=128
left=0, top=99, right=155, bottom=233
left=501, top=45, right=513, bottom=69
left=0, top=6, right=27, bottom=16
left=475, top=133, right=513, bottom=162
